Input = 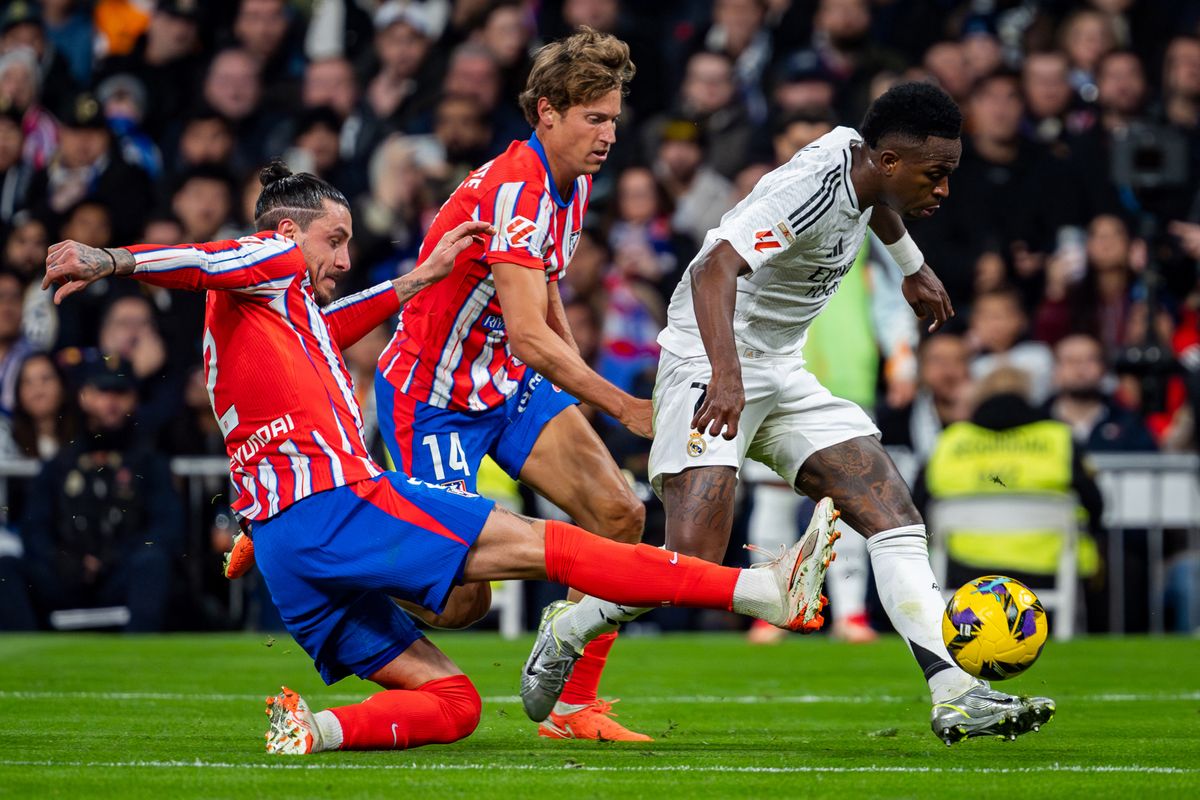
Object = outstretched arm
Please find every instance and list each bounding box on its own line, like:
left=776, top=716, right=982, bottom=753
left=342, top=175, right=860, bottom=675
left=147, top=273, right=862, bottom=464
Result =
left=43, top=235, right=305, bottom=304
left=868, top=206, right=954, bottom=333
left=689, top=240, right=748, bottom=440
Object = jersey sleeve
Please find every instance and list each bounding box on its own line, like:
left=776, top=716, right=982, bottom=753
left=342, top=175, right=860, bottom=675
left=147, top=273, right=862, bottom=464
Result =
left=125, top=234, right=304, bottom=297
left=714, top=157, right=847, bottom=274
left=477, top=181, right=551, bottom=272
left=320, top=280, right=401, bottom=349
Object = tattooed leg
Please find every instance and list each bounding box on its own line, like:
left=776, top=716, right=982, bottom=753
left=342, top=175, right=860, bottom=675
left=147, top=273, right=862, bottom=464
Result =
left=799, top=437, right=974, bottom=699
left=794, top=436, right=921, bottom=538
left=661, top=466, right=739, bottom=562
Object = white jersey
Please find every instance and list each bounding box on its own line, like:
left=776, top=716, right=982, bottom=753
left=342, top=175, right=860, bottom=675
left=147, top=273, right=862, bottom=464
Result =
left=658, top=126, right=874, bottom=359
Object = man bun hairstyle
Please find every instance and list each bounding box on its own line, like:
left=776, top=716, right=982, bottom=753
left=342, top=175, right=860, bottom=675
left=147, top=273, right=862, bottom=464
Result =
left=253, top=160, right=349, bottom=231
left=860, top=81, right=962, bottom=148
left=518, top=26, right=635, bottom=127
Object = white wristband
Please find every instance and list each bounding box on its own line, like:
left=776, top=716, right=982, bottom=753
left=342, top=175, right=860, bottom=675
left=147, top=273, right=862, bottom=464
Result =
left=884, top=232, right=924, bottom=276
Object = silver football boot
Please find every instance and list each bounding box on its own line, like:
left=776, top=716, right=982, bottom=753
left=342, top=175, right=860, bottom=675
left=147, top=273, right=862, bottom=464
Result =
left=520, top=600, right=582, bottom=722
left=931, top=682, right=1056, bottom=745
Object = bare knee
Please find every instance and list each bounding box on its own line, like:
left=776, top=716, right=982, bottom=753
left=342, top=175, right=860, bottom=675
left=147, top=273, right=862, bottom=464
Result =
left=590, top=490, right=645, bottom=544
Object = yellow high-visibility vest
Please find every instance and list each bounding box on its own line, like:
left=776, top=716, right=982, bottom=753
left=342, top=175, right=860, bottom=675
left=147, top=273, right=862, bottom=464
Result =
left=926, top=420, right=1098, bottom=576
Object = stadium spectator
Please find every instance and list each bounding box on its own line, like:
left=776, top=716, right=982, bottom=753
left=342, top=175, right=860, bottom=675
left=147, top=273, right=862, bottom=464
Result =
left=477, top=1, right=535, bottom=103
left=351, top=134, right=431, bottom=288
left=1048, top=332, right=1157, bottom=452
left=1021, top=50, right=1092, bottom=148
left=287, top=105, right=361, bottom=200
left=923, top=41, right=971, bottom=104
left=96, top=294, right=183, bottom=439
left=692, top=0, right=772, bottom=125
left=96, top=72, right=161, bottom=180
left=359, top=2, right=441, bottom=145
left=651, top=50, right=752, bottom=180
left=26, top=90, right=152, bottom=243
left=95, top=0, right=205, bottom=140
left=201, top=48, right=270, bottom=167
left=0, top=1, right=77, bottom=115
left=41, top=0, right=93, bottom=87
left=59, top=200, right=113, bottom=249
left=808, top=0, right=905, bottom=123
left=0, top=102, right=30, bottom=225
left=969, top=287, right=1056, bottom=405
left=908, top=70, right=1082, bottom=309
left=879, top=332, right=973, bottom=461
left=16, top=353, right=182, bottom=631
left=0, top=268, right=32, bottom=416
left=440, top=41, right=525, bottom=150
left=6, top=350, right=76, bottom=460
left=1161, top=36, right=1200, bottom=134
left=0, top=46, right=57, bottom=170
left=1058, top=8, right=1119, bottom=103
left=653, top=118, right=734, bottom=247
left=1035, top=213, right=1138, bottom=354
left=768, top=50, right=837, bottom=117
left=428, top=93, right=493, bottom=196
left=232, top=0, right=303, bottom=103
left=170, top=107, right=237, bottom=178
left=171, top=165, right=237, bottom=243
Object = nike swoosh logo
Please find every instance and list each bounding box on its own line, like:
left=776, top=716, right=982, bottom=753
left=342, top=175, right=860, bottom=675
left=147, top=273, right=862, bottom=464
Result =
left=391, top=722, right=399, bottom=747
left=525, top=640, right=545, bottom=677
left=669, top=552, right=679, bottom=565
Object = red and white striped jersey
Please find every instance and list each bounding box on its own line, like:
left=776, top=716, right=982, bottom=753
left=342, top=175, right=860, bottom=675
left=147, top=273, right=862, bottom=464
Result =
left=377, top=134, right=590, bottom=411
left=126, top=232, right=401, bottom=521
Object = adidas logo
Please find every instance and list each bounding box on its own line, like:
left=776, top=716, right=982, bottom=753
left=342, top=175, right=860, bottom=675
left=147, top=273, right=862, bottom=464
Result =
left=827, top=238, right=843, bottom=259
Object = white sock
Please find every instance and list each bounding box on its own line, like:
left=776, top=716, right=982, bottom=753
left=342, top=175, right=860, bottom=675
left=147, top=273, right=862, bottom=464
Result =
left=553, top=596, right=648, bottom=652
left=312, top=709, right=343, bottom=751
left=828, top=521, right=868, bottom=622
left=866, top=525, right=977, bottom=703
left=731, top=567, right=784, bottom=625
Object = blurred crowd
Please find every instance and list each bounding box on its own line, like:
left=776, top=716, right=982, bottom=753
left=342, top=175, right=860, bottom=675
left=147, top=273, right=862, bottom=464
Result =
left=1, top=0, right=1200, bottom=632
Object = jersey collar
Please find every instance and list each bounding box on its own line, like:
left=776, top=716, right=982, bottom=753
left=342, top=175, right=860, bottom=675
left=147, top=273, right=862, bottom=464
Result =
left=528, top=132, right=575, bottom=209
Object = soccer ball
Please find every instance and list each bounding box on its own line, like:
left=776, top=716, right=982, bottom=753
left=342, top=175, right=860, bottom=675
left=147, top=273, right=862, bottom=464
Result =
left=941, top=576, right=1048, bottom=680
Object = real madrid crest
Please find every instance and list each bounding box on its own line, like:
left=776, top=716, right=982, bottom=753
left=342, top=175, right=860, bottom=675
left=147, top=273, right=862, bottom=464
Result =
left=687, top=431, right=706, bottom=457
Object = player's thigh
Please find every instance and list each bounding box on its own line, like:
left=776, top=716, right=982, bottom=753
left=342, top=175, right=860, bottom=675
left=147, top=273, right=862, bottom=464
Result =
left=660, top=465, right=740, bottom=562
left=647, top=351, right=775, bottom=499
left=393, top=580, right=493, bottom=629
left=368, top=636, right=465, bottom=690
left=517, top=404, right=643, bottom=541
left=793, top=435, right=921, bottom=536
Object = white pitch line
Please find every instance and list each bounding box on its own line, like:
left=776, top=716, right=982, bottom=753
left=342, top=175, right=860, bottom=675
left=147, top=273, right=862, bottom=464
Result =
left=0, top=760, right=1196, bottom=775
left=1, top=690, right=1199, bottom=704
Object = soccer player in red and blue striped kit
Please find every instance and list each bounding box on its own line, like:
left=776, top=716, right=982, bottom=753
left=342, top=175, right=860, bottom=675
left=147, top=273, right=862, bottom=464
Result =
left=43, top=163, right=827, bottom=755
left=374, top=26, right=657, bottom=742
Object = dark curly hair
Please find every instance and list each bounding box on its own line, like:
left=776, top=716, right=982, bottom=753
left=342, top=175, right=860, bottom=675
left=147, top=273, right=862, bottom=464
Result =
left=860, top=82, right=962, bottom=148
left=253, top=161, right=349, bottom=231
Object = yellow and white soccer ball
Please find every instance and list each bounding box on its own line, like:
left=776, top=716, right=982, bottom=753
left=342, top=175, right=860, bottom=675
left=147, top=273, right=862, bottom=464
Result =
left=941, top=576, right=1048, bottom=680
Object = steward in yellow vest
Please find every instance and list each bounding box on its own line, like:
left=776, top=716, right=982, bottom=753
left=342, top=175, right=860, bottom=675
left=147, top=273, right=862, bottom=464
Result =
left=913, top=368, right=1103, bottom=577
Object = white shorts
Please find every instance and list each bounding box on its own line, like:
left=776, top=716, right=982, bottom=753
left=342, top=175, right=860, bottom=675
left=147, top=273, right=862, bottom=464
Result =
left=648, top=349, right=880, bottom=496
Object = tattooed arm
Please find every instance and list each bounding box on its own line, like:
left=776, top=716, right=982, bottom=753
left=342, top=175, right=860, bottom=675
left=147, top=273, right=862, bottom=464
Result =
left=42, top=242, right=137, bottom=304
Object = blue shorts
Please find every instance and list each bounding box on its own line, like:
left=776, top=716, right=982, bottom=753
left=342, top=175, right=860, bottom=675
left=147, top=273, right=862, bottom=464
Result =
left=252, top=472, right=495, bottom=685
left=376, top=368, right=579, bottom=492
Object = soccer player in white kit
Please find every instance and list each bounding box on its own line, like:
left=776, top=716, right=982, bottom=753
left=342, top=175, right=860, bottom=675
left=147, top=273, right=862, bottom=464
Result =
left=524, top=82, right=1055, bottom=744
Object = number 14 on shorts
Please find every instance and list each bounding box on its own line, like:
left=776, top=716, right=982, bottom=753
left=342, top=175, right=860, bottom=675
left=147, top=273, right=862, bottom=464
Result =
left=421, top=432, right=471, bottom=481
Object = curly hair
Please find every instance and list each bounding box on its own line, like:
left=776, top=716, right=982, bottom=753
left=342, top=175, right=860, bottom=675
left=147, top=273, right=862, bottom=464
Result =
left=859, top=81, right=962, bottom=148
left=518, top=26, right=635, bottom=127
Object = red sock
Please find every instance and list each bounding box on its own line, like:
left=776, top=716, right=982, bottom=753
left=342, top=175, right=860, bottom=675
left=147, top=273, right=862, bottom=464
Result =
left=543, top=520, right=738, bottom=611
left=330, top=674, right=481, bottom=750
left=558, top=630, right=617, bottom=706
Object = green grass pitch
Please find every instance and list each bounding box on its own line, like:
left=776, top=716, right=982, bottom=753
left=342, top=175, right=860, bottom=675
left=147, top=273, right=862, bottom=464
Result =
left=1, top=632, right=1198, bottom=798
